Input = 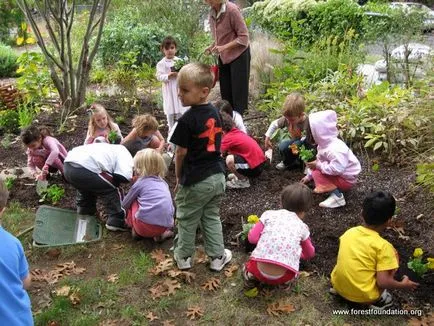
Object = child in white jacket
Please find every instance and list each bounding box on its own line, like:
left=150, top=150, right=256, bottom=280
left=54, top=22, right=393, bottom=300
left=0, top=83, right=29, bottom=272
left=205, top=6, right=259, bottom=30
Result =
left=301, top=110, right=361, bottom=208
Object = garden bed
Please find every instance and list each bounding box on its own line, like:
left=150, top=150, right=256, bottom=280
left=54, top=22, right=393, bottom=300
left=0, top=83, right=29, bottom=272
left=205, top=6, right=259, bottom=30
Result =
left=1, top=100, right=432, bottom=311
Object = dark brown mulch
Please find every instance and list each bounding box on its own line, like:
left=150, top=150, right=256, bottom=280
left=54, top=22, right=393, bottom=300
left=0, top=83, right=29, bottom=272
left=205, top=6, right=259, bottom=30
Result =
left=1, top=98, right=432, bottom=309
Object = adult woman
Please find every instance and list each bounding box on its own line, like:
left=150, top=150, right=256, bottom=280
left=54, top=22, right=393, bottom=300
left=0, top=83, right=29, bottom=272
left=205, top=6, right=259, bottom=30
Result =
left=205, top=0, right=250, bottom=116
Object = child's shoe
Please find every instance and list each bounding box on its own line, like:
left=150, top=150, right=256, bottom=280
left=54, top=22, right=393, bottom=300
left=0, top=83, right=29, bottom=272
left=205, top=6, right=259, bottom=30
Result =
left=319, top=193, right=346, bottom=208
left=226, top=178, right=250, bottom=189
left=227, top=173, right=238, bottom=181
left=153, top=229, right=174, bottom=243
left=275, top=161, right=286, bottom=171
left=175, top=256, right=192, bottom=270
left=242, top=264, right=259, bottom=289
left=210, top=249, right=232, bottom=272
left=369, top=290, right=393, bottom=310
left=105, top=220, right=130, bottom=232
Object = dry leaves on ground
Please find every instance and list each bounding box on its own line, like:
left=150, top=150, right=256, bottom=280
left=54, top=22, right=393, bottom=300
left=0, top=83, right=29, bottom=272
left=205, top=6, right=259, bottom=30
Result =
left=186, top=306, right=204, bottom=320
left=31, top=261, right=86, bottom=285
left=224, top=264, right=239, bottom=278
left=145, top=311, right=159, bottom=321
left=69, top=291, right=80, bottom=305
left=167, top=270, right=196, bottom=284
left=201, top=277, right=220, bottom=291
left=55, top=285, right=71, bottom=296
left=408, top=313, right=434, bottom=326
left=161, top=320, right=175, bottom=326
left=107, top=274, right=119, bottom=283
left=195, top=249, right=208, bottom=264
left=266, top=300, right=296, bottom=316
left=149, top=279, right=181, bottom=300
left=149, top=258, right=174, bottom=276
left=150, top=248, right=169, bottom=263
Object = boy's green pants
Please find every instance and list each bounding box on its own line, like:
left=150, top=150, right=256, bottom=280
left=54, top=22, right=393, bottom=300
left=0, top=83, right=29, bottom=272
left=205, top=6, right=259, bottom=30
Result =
left=174, top=173, right=225, bottom=260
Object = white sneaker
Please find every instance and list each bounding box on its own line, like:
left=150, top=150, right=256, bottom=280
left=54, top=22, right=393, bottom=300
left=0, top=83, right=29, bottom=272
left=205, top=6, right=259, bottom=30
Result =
left=369, top=290, right=393, bottom=310
left=210, top=249, right=232, bottom=272
left=175, top=256, right=192, bottom=270
left=226, top=178, right=250, bottom=189
left=319, top=193, right=346, bottom=208
left=275, top=161, right=286, bottom=171
left=227, top=173, right=238, bottom=181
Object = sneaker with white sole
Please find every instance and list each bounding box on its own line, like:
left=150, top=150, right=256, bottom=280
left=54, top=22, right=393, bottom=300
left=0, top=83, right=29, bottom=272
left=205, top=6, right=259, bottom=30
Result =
left=175, top=256, right=192, bottom=270
left=210, top=249, right=232, bottom=272
left=275, top=161, right=286, bottom=171
left=226, top=178, right=250, bottom=189
left=369, top=290, right=393, bottom=310
left=227, top=173, right=238, bottom=181
left=319, top=193, right=346, bottom=208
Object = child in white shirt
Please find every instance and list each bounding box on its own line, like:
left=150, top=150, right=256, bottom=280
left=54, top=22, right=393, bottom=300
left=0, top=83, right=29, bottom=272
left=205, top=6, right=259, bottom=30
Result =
left=214, top=99, right=247, bottom=134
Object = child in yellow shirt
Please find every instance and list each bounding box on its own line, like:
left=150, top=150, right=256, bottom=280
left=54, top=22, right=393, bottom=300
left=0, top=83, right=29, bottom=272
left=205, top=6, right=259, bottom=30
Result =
left=331, top=191, right=419, bottom=309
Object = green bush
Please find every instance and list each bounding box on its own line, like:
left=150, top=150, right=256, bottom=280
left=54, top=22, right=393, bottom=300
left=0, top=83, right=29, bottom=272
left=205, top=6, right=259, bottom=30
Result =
left=0, top=0, right=24, bottom=43
left=0, top=43, right=18, bottom=77
left=0, top=109, right=19, bottom=134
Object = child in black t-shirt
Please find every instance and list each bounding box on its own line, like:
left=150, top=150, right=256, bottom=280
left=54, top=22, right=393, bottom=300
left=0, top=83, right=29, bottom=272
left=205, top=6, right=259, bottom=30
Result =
left=169, top=63, right=232, bottom=272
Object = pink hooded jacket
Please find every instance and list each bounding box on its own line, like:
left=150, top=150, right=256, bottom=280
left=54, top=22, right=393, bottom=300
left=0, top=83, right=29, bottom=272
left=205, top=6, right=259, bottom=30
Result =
left=309, top=110, right=361, bottom=184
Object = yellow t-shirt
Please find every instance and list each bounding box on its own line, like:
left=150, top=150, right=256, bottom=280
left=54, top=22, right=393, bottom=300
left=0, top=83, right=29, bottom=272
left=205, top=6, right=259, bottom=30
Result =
left=331, top=226, right=399, bottom=303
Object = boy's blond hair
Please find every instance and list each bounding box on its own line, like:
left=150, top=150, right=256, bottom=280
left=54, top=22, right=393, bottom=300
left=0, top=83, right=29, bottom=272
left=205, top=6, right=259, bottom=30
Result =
left=282, top=92, right=305, bottom=117
left=132, top=114, right=159, bottom=134
left=178, top=63, right=214, bottom=89
left=0, top=179, right=9, bottom=210
left=134, top=148, right=167, bottom=178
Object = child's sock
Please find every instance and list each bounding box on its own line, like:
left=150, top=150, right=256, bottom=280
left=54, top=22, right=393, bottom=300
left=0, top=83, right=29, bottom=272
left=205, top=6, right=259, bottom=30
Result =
left=331, top=189, right=343, bottom=197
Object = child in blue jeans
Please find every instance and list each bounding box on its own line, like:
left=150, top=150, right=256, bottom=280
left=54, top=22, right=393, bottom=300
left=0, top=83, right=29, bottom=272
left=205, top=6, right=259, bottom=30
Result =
left=0, top=180, right=33, bottom=325
left=170, top=62, right=232, bottom=272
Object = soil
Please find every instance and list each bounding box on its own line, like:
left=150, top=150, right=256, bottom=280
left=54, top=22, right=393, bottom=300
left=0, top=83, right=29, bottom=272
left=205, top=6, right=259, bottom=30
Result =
left=1, top=97, right=433, bottom=311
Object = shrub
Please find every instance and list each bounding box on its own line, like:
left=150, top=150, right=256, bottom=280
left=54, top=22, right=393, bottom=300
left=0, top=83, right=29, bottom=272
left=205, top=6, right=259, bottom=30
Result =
left=0, top=43, right=18, bottom=78
left=0, top=109, right=19, bottom=134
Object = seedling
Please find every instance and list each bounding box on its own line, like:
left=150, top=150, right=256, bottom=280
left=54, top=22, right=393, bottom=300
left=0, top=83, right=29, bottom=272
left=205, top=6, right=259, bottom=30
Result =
left=108, top=130, right=119, bottom=144
left=172, top=56, right=188, bottom=72
left=39, top=184, right=65, bottom=205
left=5, top=176, right=15, bottom=190
left=290, top=144, right=315, bottom=162
left=407, top=247, right=434, bottom=277
left=241, top=215, right=260, bottom=241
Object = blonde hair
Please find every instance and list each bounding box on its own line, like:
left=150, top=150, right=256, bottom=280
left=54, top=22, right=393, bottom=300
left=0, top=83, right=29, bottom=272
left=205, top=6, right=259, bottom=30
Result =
left=178, top=62, right=214, bottom=89
left=282, top=93, right=305, bottom=117
left=134, top=148, right=167, bottom=178
left=132, top=114, right=159, bottom=136
left=88, top=103, right=116, bottom=136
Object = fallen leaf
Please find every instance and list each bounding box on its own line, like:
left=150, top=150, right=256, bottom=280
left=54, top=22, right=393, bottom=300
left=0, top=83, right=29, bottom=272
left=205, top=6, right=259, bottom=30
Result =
left=298, top=271, right=311, bottom=278
left=162, top=279, right=181, bottom=295
left=167, top=270, right=182, bottom=278
left=201, top=277, right=220, bottom=291
left=69, top=291, right=81, bottom=305
left=149, top=279, right=181, bottom=299
left=244, top=287, right=259, bottom=298
left=45, top=248, right=61, bottom=259
left=266, top=300, right=296, bottom=316
left=186, top=306, right=204, bottom=320
left=195, top=249, right=208, bottom=264
left=150, top=248, right=168, bottom=263
left=107, top=274, right=119, bottom=283
left=149, top=258, right=174, bottom=276
left=260, top=288, right=273, bottom=298
left=55, top=285, right=71, bottom=296
left=145, top=311, right=159, bottom=321
left=161, top=320, right=175, bottom=326
left=112, top=244, right=125, bottom=250
left=224, top=264, right=239, bottom=278
left=179, top=271, right=196, bottom=284
left=30, top=269, right=46, bottom=282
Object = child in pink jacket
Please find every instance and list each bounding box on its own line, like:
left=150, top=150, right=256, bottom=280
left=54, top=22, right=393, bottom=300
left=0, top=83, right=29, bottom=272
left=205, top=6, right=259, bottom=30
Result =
left=21, top=125, right=67, bottom=180
left=301, top=110, right=361, bottom=208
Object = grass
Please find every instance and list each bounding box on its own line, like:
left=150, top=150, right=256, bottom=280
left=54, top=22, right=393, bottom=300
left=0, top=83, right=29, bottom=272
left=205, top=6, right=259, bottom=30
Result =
left=3, top=203, right=411, bottom=325
left=1, top=201, right=35, bottom=235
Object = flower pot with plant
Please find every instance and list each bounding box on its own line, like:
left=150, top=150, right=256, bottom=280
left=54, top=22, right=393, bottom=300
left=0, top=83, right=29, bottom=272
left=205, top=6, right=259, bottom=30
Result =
left=290, top=144, right=315, bottom=162
left=170, top=56, right=188, bottom=72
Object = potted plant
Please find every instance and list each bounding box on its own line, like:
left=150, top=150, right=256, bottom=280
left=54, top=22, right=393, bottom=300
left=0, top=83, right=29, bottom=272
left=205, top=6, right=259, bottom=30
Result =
left=290, top=144, right=316, bottom=162
left=170, top=56, right=188, bottom=72
left=108, top=130, right=121, bottom=144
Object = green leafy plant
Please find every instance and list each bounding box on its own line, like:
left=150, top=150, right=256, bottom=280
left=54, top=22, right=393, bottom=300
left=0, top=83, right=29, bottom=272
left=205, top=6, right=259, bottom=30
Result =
left=416, top=163, right=434, bottom=194
left=0, top=43, right=18, bottom=78
left=1, top=133, right=13, bottom=148
left=241, top=215, right=260, bottom=241
left=408, top=248, right=434, bottom=278
left=17, top=103, right=35, bottom=128
left=4, top=176, right=15, bottom=190
left=108, top=130, right=119, bottom=144
left=172, top=57, right=188, bottom=72
left=292, top=144, right=315, bottom=162
left=40, top=184, right=65, bottom=205
left=270, top=128, right=291, bottom=143
left=0, top=109, right=19, bottom=134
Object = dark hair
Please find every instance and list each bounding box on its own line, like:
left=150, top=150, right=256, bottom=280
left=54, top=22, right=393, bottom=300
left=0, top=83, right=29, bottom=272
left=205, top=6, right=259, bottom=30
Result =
left=161, top=36, right=177, bottom=51
left=220, top=112, right=234, bottom=132
left=123, top=139, right=145, bottom=157
left=0, top=179, right=9, bottom=210
left=281, top=183, right=312, bottom=213
left=214, top=99, right=233, bottom=116
left=362, top=191, right=396, bottom=226
left=21, top=125, right=51, bottom=145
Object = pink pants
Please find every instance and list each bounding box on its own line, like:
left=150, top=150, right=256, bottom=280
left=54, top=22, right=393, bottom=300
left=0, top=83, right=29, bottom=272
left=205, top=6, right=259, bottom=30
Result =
left=312, top=170, right=354, bottom=193
left=125, top=201, right=168, bottom=238
left=31, top=156, right=65, bottom=174
left=245, top=260, right=296, bottom=285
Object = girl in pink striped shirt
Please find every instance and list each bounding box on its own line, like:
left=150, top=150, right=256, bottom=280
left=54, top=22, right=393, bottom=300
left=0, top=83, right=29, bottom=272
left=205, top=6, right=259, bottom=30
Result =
left=243, top=183, right=315, bottom=287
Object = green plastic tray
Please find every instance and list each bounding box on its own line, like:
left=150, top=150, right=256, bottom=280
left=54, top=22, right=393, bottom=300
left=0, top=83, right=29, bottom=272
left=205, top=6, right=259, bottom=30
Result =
left=33, top=205, right=102, bottom=247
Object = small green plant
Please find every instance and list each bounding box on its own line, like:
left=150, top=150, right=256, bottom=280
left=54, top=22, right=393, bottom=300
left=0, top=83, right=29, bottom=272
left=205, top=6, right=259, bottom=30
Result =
left=290, top=144, right=315, bottom=162
left=0, top=42, right=18, bottom=77
left=115, top=115, right=125, bottom=125
left=17, top=103, right=35, bottom=128
left=4, top=176, right=15, bottom=190
left=416, top=163, right=434, bottom=194
left=0, top=109, right=19, bottom=134
left=172, top=56, right=188, bottom=72
left=108, top=130, right=119, bottom=144
left=1, top=133, right=13, bottom=148
left=40, top=184, right=65, bottom=205
left=270, top=128, right=291, bottom=143
left=241, top=214, right=260, bottom=241
left=407, top=248, right=434, bottom=278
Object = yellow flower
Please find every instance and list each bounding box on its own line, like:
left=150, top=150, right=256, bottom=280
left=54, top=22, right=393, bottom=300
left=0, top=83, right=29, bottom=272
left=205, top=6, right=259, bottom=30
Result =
left=413, top=248, right=423, bottom=258
left=247, top=215, right=259, bottom=224
left=427, top=258, right=434, bottom=270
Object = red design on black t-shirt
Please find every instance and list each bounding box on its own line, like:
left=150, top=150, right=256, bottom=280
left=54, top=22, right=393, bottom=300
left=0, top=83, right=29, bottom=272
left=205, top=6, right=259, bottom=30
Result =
left=198, top=118, right=222, bottom=152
